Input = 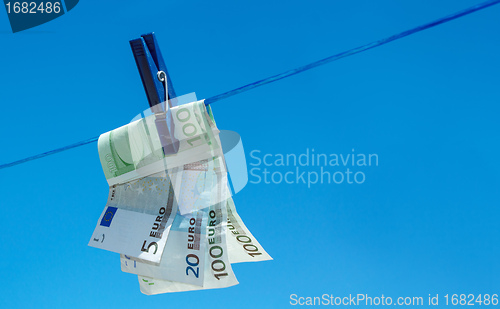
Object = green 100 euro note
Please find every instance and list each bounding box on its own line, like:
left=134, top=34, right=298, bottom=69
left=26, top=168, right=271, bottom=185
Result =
left=98, top=100, right=222, bottom=186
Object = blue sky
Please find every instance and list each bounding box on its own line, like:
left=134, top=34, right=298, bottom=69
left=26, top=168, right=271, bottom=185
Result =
left=0, top=0, right=499, bottom=308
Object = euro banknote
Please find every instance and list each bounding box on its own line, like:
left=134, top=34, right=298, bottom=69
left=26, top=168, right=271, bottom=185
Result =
left=122, top=199, right=238, bottom=294
left=98, top=100, right=223, bottom=186
left=121, top=208, right=208, bottom=286
left=88, top=170, right=177, bottom=263
left=225, top=197, right=272, bottom=263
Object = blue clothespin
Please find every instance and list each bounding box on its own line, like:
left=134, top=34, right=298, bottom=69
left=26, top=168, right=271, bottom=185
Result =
left=130, top=33, right=179, bottom=154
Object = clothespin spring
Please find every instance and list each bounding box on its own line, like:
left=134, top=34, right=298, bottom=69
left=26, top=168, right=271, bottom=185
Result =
left=157, top=71, right=170, bottom=112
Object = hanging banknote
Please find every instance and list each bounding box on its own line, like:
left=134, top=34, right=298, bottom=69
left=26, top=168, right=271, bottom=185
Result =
left=88, top=170, right=176, bottom=263
left=121, top=208, right=208, bottom=286
left=134, top=199, right=239, bottom=295
left=98, top=100, right=224, bottom=186
left=120, top=198, right=271, bottom=294
left=225, top=197, right=272, bottom=263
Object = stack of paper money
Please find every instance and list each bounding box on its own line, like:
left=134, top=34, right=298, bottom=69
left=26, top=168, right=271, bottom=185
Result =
left=89, top=100, right=272, bottom=295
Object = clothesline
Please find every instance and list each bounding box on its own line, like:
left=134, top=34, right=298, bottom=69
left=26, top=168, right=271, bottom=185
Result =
left=1, top=0, right=499, bottom=171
